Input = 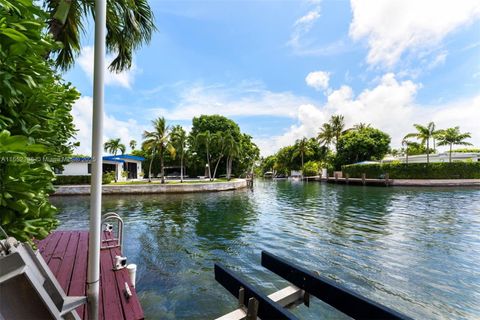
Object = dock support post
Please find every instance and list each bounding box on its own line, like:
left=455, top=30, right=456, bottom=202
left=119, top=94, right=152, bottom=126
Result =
left=385, top=173, right=389, bottom=186
left=361, top=173, right=366, bottom=185
left=345, top=174, right=349, bottom=185
left=87, top=0, right=106, bottom=319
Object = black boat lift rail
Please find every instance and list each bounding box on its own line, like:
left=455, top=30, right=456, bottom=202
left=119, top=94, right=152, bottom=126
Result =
left=214, top=251, right=413, bottom=320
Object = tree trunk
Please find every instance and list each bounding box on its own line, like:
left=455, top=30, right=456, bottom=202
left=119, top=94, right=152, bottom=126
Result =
left=148, top=150, right=155, bottom=182
left=301, top=153, right=304, bottom=178
left=212, top=155, right=223, bottom=181
left=160, top=147, right=165, bottom=184
left=206, top=145, right=212, bottom=181
left=449, top=144, right=452, bottom=163
left=226, top=156, right=230, bottom=180
left=180, top=153, right=184, bottom=183
left=426, top=139, right=430, bottom=164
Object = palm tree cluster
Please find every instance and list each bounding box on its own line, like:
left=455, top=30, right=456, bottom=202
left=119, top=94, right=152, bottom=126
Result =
left=403, top=122, right=472, bottom=163
left=104, top=138, right=126, bottom=155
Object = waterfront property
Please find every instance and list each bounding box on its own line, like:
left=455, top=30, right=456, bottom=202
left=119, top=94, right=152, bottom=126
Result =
left=382, top=152, right=480, bottom=164
left=51, top=180, right=480, bottom=319
left=56, top=155, right=145, bottom=182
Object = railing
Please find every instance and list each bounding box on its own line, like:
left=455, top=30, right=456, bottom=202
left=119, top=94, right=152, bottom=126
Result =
left=101, top=212, right=124, bottom=254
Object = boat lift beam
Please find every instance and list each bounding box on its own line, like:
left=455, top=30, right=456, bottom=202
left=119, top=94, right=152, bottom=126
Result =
left=214, top=264, right=299, bottom=320
left=261, top=251, right=413, bottom=320
left=215, top=251, right=412, bottom=320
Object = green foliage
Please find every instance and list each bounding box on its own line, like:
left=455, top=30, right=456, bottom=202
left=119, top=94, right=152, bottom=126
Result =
left=45, top=0, right=156, bottom=72
left=336, top=127, right=391, bottom=166
left=452, top=148, right=480, bottom=153
left=342, top=162, right=480, bottom=179
left=187, top=115, right=259, bottom=177
left=104, top=138, right=126, bottom=155
left=0, top=0, right=79, bottom=242
left=53, top=172, right=115, bottom=185
left=302, top=161, right=319, bottom=176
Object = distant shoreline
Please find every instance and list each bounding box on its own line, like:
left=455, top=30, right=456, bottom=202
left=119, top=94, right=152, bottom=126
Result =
left=52, top=179, right=247, bottom=195
left=321, top=177, right=480, bottom=187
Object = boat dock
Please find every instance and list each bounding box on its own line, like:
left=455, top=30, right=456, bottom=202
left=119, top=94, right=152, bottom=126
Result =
left=36, top=230, right=144, bottom=319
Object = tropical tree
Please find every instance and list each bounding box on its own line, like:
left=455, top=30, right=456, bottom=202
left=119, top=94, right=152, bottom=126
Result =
left=331, top=115, right=345, bottom=147
left=317, top=123, right=334, bottom=148
left=336, top=127, right=391, bottom=165
left=210, top=132, right=226, bottom=181
left=436, top=127, right=472, bottom=162
left=0, top=0, right=79, bottom=241
left=142, top=117, right=175, bottom=184
left=293, top=137, right=313, bottom=178
left=195, top=131, right=213, bottom=181
left=44, top=0, right=156, bottom=71
left=353, top=123, right=370, bottom=130
left=405, top=122, right=438, bottom=163
left=401, top=137, right=412, bottom=164
left=223, top=134, right=241, bottom=180
left=104, top=138, right=126, bottom=155
left=129, top=139, right=137, bottom=151
left=171, top=125, right=187, bottom=182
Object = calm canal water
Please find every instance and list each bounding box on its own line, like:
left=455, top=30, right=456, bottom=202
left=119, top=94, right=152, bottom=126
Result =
left=51, top=180, right=480, bottom=320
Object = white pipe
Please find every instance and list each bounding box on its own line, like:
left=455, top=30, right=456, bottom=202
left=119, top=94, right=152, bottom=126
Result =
left=87, top=0, right=106, bottom=319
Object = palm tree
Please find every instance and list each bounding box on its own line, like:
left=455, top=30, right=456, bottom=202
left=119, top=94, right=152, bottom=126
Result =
left=45, top=0, right=156, bottom=71
left=331, top=115, right=345, bottom=148
left=293, top=137, right=313, bottom=178
left=405, top=122, right=437, bottom=163
left=142, top=117, right=175, bottom=184
left=317, top=123, right=334, bottom=148
left=353, top=123, right=370, bottom=130
left=223, top=134, right=240, bottom=181
left=104, top=138, right=126, bottom=155
left=196, top=131, right=213, bottom=181
left=211, top=132, right=226, bottom=181
left=129, top=139, right=137, bottom=151
left=436, top=127, right=472, bottom=162
left=171, top=125, right=187, bottom=183
left=401, top=137, right=412, bottom=164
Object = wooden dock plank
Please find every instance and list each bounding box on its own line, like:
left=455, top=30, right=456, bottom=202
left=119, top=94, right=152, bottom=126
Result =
left=37, top=230, right=144, bottom=320
left=40, top=231, right=63, bottom=264
left=100, top=242, right=124, bottom=320
left=105, top=237, right=144, bottom=319
left=48, top=232, right=72, bottom=276
left=69, top=231, right=89, bottom=319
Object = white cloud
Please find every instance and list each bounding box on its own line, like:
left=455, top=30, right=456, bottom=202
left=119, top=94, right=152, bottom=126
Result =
left=305, top=70, right=330, bottom=91
left=349, top=0, right=480, bottom=67
left=288, top=7, right=321, bottom=49
left=260, top=73, right=480, bottom=156
left=71, top=96, right=146, bottom=155
left=150, top=82, right=312, bottom=120
left=77, top=46, right=138, bottom=89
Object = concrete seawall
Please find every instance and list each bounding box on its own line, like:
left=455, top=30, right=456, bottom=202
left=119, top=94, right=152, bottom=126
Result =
left=53, top=179, right=248, bottom=196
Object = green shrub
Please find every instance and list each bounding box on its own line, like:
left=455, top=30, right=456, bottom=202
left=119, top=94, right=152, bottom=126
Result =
left=302, top=161, right=319, bottom=176
left=53, top=172, right=115, bottom=185
left=342, top=162, right=480, bottom=179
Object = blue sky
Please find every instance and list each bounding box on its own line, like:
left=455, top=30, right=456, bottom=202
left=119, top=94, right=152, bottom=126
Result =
left=67, top=0, right=480, bottom=155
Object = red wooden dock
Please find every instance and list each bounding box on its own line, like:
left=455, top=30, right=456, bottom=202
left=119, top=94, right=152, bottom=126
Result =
left=37, top=231, right=144, bottom=320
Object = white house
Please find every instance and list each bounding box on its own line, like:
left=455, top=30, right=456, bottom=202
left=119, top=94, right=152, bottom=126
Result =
left=56, top=155, right=144, bottom=181
left=382, top=152, right=480, bottom=164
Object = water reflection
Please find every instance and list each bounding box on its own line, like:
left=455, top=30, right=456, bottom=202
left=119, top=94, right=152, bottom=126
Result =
left=51, top=182, right=480, bottom=320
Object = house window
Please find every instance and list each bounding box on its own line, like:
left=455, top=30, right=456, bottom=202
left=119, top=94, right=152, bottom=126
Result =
left=88, top=164, right=91, bottom=174
left=53, top=167, right=63, bottom=174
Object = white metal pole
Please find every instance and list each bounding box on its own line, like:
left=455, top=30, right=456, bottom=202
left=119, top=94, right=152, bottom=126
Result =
left=87, top=0, right=106, bottom=319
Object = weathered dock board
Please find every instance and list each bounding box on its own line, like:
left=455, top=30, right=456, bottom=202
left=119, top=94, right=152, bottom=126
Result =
left=37, top=231, right=143, bottom=320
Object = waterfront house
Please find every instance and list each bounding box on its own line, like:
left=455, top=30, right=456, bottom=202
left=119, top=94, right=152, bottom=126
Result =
left=382, top=152, right=480, bottom=164
left=55, top=155, right=144, bottom=181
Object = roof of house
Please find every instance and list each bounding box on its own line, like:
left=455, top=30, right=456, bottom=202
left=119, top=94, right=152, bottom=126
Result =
left=70, top=155, right=145, bottom=163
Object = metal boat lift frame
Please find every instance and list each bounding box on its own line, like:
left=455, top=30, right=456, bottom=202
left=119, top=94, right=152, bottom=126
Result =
left=215, top=251, right=413, bottom=320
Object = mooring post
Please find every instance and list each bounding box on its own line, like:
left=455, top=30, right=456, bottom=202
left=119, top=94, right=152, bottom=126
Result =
left=385, top=173, right=389, bottom=186
left=345, top=174, right=349, bottom=184
left=361, top=173, right=366, bottom=185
